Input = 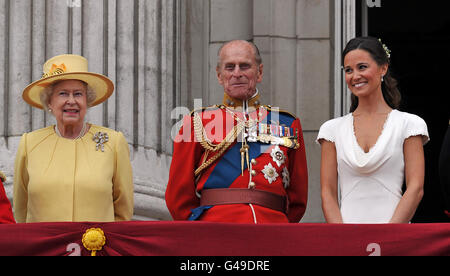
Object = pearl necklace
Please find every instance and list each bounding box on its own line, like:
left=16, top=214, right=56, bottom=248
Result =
left=55, top=122, right=87, bottom=140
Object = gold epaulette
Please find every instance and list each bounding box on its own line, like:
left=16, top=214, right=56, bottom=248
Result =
left=263, top=105, right=298, bottom=119
left=0, top=171, right=6, bottom=183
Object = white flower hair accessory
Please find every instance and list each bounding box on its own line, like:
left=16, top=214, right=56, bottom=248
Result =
left=378, top=38, right=391, bottom=59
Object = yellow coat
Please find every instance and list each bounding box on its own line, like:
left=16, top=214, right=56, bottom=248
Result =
left=13, top=124, right=134, bottom=223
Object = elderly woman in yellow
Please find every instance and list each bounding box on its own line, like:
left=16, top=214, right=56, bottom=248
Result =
left=13, top=54, right=134, bottom=223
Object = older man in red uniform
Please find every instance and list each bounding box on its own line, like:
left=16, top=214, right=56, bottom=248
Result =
left=165, top=40, right=308, bottom=223
left=0, top=172, right=15, bottom=224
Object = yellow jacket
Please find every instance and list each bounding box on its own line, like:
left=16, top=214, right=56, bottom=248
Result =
left=13, top=124, right=134, bottom=223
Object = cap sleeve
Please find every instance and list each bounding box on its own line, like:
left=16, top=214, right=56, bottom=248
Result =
left=404, top=113, right=430, bottom=145
left=316, top=118, right=339, bottom=145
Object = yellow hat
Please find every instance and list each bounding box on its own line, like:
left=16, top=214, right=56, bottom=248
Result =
left=22, top=54, right=114, bottom=109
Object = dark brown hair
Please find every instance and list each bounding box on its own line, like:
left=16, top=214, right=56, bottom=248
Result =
left=343, top=36, right=401, bottom=112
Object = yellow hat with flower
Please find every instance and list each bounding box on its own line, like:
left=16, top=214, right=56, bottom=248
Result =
left=22, top=54, right=114, bottom=109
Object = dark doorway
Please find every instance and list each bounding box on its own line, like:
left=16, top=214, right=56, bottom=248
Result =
left=357, top=0, right=450, bottom=222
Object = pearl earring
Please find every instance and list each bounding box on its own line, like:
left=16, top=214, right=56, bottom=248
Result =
left=381, top=76, right=384, bottom=82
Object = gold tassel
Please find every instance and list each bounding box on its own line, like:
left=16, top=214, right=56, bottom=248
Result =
left=240, top=148, right=245, bottom=176
left=240, top=144, right=250, bottom=176
left=245, top=143, right=250, bottom=172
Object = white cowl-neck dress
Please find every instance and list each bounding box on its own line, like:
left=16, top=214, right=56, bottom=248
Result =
left=316, top=110, right=429, bottom=223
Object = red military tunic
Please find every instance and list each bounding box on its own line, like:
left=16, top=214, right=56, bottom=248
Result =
left=165, top=94, right=308, bottom=223
left=0, top=173, right=15, bottom=224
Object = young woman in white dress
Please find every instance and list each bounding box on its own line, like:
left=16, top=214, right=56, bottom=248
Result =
left=317, top=37, right=429, bottom=224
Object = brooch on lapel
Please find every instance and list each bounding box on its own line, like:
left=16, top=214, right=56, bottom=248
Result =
left=93, top=132, right=109, bottom=152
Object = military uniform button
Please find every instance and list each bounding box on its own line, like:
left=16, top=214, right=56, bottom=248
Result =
left=251, top=159, right=257, bottom=165
left=248, top=182, right=256, bottom=189
left=251, top=170, right=257, bottom=176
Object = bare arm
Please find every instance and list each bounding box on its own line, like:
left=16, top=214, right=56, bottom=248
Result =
left=319, top=140, right=343, bottom=223
left=389, top=136, right=425, bottom=223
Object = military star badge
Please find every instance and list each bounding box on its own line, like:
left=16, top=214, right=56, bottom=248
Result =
left=262, top=163, right=279, bottom=184
left=270, top=145, right=286, bottom=167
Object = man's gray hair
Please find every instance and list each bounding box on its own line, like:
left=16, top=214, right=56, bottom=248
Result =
left=216, top=40, right=262, bottom=69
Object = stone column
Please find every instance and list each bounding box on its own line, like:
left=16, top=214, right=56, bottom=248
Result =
left=254, top=0, right=298, bottom=113
left=295, top=0, right=332, bottom=222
